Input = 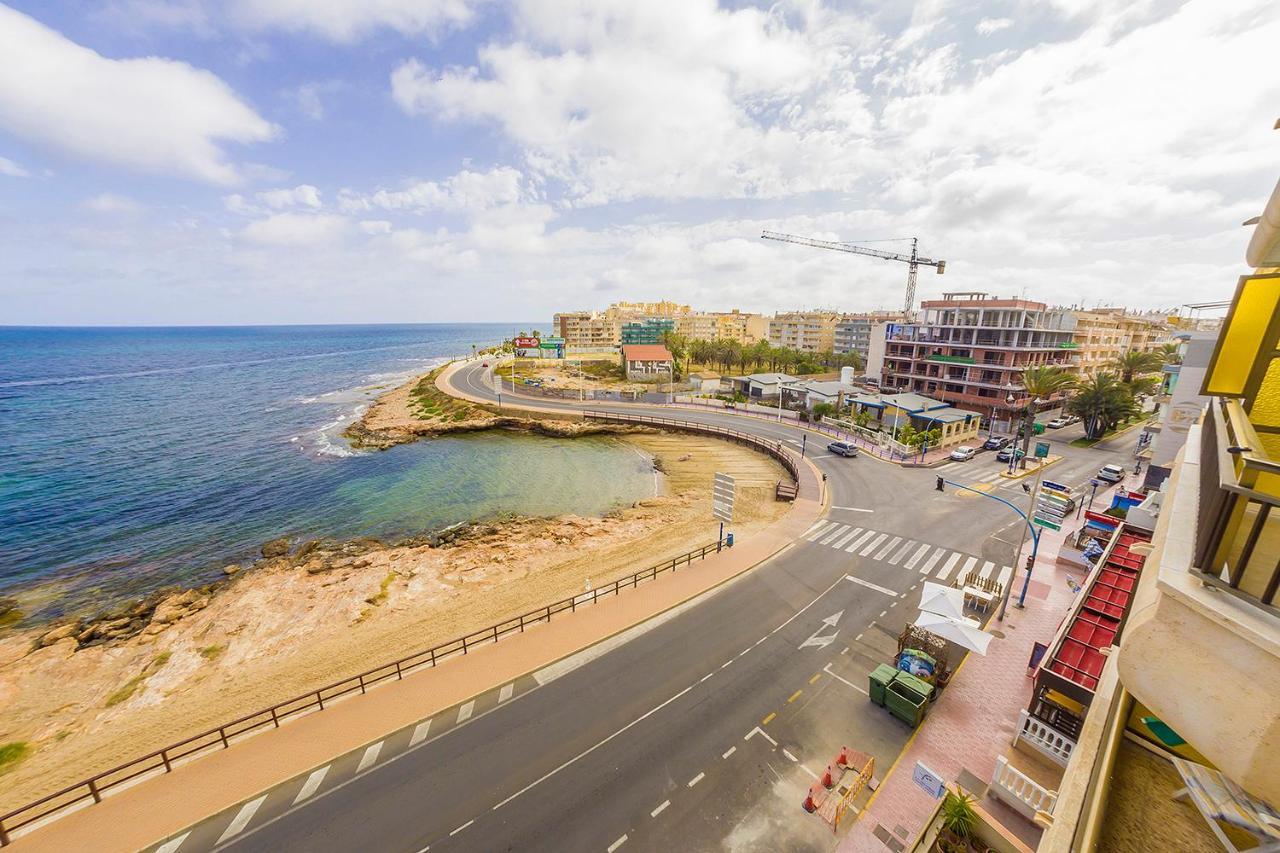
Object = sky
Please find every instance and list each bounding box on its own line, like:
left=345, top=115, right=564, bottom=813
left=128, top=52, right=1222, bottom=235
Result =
left=0, top=0, right=1276, bottom=326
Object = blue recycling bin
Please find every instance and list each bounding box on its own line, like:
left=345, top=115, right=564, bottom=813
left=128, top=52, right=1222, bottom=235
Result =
left=726, top=533, right=735, bottom=548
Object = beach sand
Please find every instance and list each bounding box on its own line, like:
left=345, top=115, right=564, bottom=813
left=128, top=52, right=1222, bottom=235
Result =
left=0, top=431, right=790, bottom=811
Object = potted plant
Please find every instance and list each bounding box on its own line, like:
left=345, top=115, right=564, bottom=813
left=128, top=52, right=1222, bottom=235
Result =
left=934, top=790, right=977, bottom=852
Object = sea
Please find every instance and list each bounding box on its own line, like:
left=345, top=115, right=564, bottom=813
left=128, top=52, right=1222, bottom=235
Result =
left=0, top=325, right=657, bottom=621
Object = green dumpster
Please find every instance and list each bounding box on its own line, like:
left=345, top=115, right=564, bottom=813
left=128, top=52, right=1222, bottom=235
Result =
left=869, top=664, right=898, bottom=707
left=884, top=672, right=934, bottom=727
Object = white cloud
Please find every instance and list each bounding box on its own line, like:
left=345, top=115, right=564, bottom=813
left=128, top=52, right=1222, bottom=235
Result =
left=241, top=212, right=348, bottom=246
left=82, top=193, right=142, bottom=214
left=258, top=184, right=322, bottom=209
left=0, top=5, right=277, bottom=185
left=230, top=0, right=477, bottom=42
left=338, top=167, right=526, bottom=214
left=0, top=155, right=28, bottom=177
left=358, top=219, right=393, bottom=234
left=976, top=17, right=1014, bottom=35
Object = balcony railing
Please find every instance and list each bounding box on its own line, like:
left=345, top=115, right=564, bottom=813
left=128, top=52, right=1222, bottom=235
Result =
left=1196, top=400, right=1280, bottom=615
left=1015, top=709, right=1076, bottom=767
left=991, top=755, right=1058, bottom=821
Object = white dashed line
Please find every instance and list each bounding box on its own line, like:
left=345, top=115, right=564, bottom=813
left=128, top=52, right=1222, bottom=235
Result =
left=409, top=718, right=432, bottom=747
left=154, top=832, right=190, bottom=853
left=216, top=795, right=267, bottom=845
left=450, top=820, right=475, bottom=837
left=879, top=610, right=887, bottom=618
left=782, top=749, right=798, bottom=762
left=721, top=660, right=732, bottom=669
left=651, top=800, right=671, bottom=817
left=608, top=835, right=628, bottom=852
left=688, top=772, right=706, bottom=787
left=723, top=747, right=737, bottom=759
left=356, top=741, right=383, bottom=773
left=700, top=673, right=714, bottom=683
left=844, top=575, right=897, bottom=596
left=499, top=683, right=514, bottom=703
left=293, top=766, right=330, bottom=805
left=738, top=648, right=750, bottom=657
left=457, top=700, right=475, bottom=724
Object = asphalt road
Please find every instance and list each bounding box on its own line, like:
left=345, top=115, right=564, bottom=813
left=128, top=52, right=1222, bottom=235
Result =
left=155, top=362, right=1143, bottom=853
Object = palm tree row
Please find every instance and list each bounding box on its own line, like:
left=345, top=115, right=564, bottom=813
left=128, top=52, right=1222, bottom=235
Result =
left=1015, top=349, right=1174, bottom=441
left=662, top=332, right=863, bottom=377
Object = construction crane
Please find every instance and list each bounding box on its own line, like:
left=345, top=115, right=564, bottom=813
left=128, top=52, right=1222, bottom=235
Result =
left=760, top=230, right=945, bottom=314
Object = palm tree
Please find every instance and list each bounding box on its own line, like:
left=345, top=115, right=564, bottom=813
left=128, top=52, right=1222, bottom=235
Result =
left=1109, top=350, right=1164, bottom=383
left=1068, top=372, right=1138, bottom=439
left=1157, top=341, right=1182, bottom=365
left=1020, top=365, right=1074, bottom=400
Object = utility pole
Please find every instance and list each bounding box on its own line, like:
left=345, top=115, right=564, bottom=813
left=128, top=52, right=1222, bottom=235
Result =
left=999, top=461, right=1045, bottom=621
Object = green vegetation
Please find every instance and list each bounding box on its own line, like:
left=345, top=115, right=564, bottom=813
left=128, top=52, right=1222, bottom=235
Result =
left=408, top=367, right=483, bottom=422
left=199, top=644, right=225, bottom=660
left=0, top=741, right=31, bottom=774
left=105, top=651, right=172, bottom=707
left=151, top=650, right=171, bottom=667
left=938, top=790, right=978, bottom=852
left=365, top=571, right=398, bottom=606
left=664, top=333, right=862, bottom=377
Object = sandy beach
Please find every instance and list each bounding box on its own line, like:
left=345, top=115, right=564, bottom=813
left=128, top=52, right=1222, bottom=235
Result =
left=0, top=372, right=791, bottom=811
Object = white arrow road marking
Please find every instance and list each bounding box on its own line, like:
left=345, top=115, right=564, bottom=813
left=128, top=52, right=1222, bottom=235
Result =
left=843, top=575, right=898, bottom=596
left=745, top=726, right=778, bottom=746
left=798, top=610, right=844, bottom=649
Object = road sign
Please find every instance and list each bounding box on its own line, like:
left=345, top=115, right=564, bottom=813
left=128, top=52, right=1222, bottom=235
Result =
left=539, top=336, right=565, bottom=347
left=712, top=472, right=735, bottom=523
left=1032, top=517, right=1062, bottom=531
left=1042, top=480, right=1071, bottom=494
left=1034, top=441, right=1050, bottom=458
left=913, top=762, right=945, bottom=799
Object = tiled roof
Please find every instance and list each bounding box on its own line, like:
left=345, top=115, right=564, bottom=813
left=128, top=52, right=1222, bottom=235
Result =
left=621, top=344, right=673, bottom=361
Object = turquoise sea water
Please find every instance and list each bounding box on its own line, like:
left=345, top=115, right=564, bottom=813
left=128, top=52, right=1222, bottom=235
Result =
left=0, top=325, right=656, bottom=619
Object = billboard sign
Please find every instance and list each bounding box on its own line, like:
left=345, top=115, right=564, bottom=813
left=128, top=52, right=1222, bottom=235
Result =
left=514, top=336, right=539, bottom=349
left=712, top=472, right=735, bottom=523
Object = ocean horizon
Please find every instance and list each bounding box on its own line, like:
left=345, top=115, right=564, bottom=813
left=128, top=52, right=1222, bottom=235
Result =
left=0, top=324, right=655, bottom=622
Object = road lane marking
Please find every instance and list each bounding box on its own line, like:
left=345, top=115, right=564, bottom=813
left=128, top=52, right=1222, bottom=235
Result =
left=499, top=683, right=514, bottom=703
left=936, top=552, right=963, bottom=581
left=860, top=533, right=888, bottom=556
left=823, top=663, right=869, bottom=695
left=450, top=820, right=475, bottom=837
left=788, top=690, right=802, bottom=703
left=745, top=726, right=779, bottom=745
left=782, top=749, right=798, bottom=763
left=805, top=520, right=837, bottom=541
left=919, top=548, right=946, bottom=575
left=833, top=527, right=863, bottom=548
left=809, top=673, right=821, bottom=684
left=762, top=712, right=777, bottom=725
left=846, top=530, right=877, bottom=552
left=888, top=540, right=917, bottom=565
left=651, top=800, right=671, bottom=817
left=832, top=506, right=874, bottom=512
left=723, top=747, right=737, bottom=759
left=409, top=718, right=432, bottom=747
left=608, top=835, right=628, bottom=852
left=820, top=524, right=850, bottom=545
left=356, top=742, right=383, bottom=773
left=799, top=764, right=820, bottom=780
left=874, top=535, right=902, bottom=560
left=154, top=832, right=190, bottom=853
left=457, top=700, right=475, bottom=724
left=879, top=610, right=887, bottom=618
left=492, top=683, right=695, bottom=811
left=216, top=795, right=267, bottom=845
left=700, top=673, right=714, bottom=682
left=903, top=543, right=932, bottom=570
left=959, top=556, right=979, bottom=582
left=843, top=575, right=897, bottom=596
left=721, top=660, right=732, bottom=669
left=978, top=560, right=996, bottom=581
left=802, top=520, right=827, bottom=537
left=688, top=772, right=705, bottom=787
left=293, top=766, right=330, bottom=805
left=738, top=648, right=750, bottom=657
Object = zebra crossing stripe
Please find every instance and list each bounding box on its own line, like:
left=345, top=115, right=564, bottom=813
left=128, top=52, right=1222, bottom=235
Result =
left=919, top=548, right=946, bottom=574
left=806, top=520, right=837, bottom=541
left=846, top=530, right=877, bottom=552
left=860, top=533, right=888, bottom=556
left=978, top=560, right=996, bottom=582
left=888, top=540, right=916, bottom=565
left=874, top=535, right=902, bottom=561
left=833, top=527, right=863, bottom=549
left=802, top=520, right=827, bottom=537
left=997, top=565, right=1014, bottom=589
left=820, top=524, right=850, bottom=545
left=936, top=552, right=963, bottom=581
left=958, top=556, right=979, bottom=583
left=904, top=544, right=931, bottom=570
left=216, top=795, right=267, bottom=845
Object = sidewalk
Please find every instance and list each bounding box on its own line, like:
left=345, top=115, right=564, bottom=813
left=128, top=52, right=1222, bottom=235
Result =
left=10, top=387, right=825, bottom=852
left=838, top=485, right=1121, bottom=852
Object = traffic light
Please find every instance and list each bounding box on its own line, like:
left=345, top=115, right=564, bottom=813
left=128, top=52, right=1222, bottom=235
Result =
left=935, top=476, right=944, bottom=492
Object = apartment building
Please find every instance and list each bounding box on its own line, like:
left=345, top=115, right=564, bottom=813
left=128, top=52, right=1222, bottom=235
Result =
left=767, top=310, right=839, bottom=353
left=1071, top=308, right=1173, bottom=377
left=834, top=311, right=907, bottom=360
left=1033, top=196, right=1280, bottom=852
left=553, top=311, right=618, bottom=348
left=881, top=292, right=1076, bottom=428
left=620, top=317, right=675, bottom=344
left=713, top=309, right=768, bottom=344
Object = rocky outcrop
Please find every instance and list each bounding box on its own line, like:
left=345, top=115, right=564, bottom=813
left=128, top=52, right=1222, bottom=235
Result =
left=261, top=538, right=291, bottom=559
left=344, top=414, right=653, bottom=451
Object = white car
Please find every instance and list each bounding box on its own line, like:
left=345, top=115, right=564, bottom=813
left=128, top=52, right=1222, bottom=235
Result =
left=1046, top=417, right=1071, bottom=429
left=950, top=446, right=977, bottom=461
left=1097, top=464, right=1125, bottom=483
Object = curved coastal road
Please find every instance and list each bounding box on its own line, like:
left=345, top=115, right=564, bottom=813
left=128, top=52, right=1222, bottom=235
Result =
left=153, top=362, right=1135, bottom=853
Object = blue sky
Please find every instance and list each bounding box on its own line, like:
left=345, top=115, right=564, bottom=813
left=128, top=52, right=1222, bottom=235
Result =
left=0, top=0, right=1276, bottom=325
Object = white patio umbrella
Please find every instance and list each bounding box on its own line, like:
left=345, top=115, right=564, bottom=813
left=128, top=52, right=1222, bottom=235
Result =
left=913, top=611, right=993, bottom=656
left=918, top=582, right=966, bottom=621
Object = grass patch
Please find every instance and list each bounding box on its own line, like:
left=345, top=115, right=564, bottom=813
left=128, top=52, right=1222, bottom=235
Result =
left=199, top=644, right=225, bottom=660
left=105, top=675, right=147, bottom=708
left=408, top=367, right=483, bottom=423
left=1070, top=436, right=1100, bottom=448
left=151, top=650, right=171, bottom=667
left=365, top=571, right=398, bottom=606
left=0, top=741, right=30, bottom=774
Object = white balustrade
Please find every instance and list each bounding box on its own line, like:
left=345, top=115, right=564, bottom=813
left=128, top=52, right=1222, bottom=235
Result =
left=1014, top=708, right=1076, bottom=767
left=991, top=755, right=1058, bottom=821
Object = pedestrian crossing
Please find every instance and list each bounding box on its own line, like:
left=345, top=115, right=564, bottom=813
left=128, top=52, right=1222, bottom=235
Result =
left=799, top=519, right=1014, bottom=592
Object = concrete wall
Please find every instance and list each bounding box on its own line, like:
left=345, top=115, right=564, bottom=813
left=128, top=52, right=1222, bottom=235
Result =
left=1149, top=332, right=1217, bottom=470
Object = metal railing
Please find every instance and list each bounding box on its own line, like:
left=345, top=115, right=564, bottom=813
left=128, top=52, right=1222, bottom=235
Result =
left=1195, top=400, right=1280, bottom=615
left=581, top=411, right=802, bottom=486
left=0, top=536, right=729, bottom=845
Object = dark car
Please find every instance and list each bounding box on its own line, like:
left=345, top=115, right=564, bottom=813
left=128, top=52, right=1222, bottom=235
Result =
left=982, top=436, right=1010, bottom=451
left=996, top=446, right=1026, bottom=463
left=827, top=441, right=858, bottom=458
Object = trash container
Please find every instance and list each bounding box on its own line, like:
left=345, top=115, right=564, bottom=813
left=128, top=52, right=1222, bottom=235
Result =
left=884, top=672, right=934, bottom=727
left=726, top=532, right=734, bottom=548
left=869, top=664, right=898, bottom=707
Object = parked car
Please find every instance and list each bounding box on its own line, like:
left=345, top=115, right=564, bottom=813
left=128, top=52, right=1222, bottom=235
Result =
left=949, top=446, right=977, bottom=461
left=996, top=446, right=1026, bottom=463
left=1097, top=463, right=1126, bottom=483
left=1065, top=415, right=1081, bottom=425
left=1046, top=417, right=1071, bottom=429
left=828, top=441, right=858, bottom=458
left=982, top=436, right=1010, bottom=451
